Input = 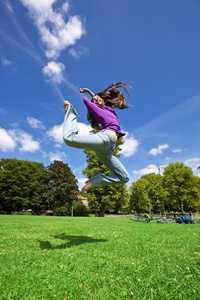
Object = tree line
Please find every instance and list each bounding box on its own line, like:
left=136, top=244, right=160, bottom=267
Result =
left=80, top=132, right=200, bottom=215
left=0, top=158, right=78, bottom=216
left=129, top=162, right=200, bottom=214
left=1, top=146, right=200, bottom=216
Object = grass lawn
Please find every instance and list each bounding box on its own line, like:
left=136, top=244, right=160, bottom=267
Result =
left=0, top=215, right=200, bottom=300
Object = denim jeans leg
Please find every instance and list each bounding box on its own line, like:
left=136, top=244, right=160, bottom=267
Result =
left=63, top=104, right=78, bottom=141
left=92, top=150, right=130, bottom=187
left=63, top=108, right=130, bottom=187
left=63, top=107, right=107, bottom=151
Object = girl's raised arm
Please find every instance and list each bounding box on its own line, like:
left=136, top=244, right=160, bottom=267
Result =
left=79, top=88, right=94, bottom=98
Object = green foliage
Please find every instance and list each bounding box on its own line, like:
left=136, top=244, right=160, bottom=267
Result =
left=55, top=206, right=69, bottom=216
left=82, top=132, right=129, bottom=215
left=1, top=215, right=200, bottom=299
left=41, top=160, right=78, bottom=215
left=0, top=158, right=45, bottom=213
left=141, top=173, right=168, bottom=212
left=129, top=178, right=152, bottom=213
left=0, top=158, right=79, bottom=215
left=73, top=202, right=88, bottom=216
left=12, top=211, right=37, bottom=216
left=163, top=162, right=200, bottom=213
left=129, top=162, right=200, bottom=214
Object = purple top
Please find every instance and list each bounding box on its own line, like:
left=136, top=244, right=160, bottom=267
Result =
left=83, top=97, right=126, bottom=137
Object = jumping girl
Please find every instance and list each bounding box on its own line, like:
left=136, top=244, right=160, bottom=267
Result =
left=63, top=82, right=131, bottom=193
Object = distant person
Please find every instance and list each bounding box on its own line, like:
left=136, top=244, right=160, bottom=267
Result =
left=63, top=82, right=131, bottom=193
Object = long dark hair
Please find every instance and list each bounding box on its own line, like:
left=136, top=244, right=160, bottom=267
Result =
left=88, top=81, right=131, bottom=129
left=96, top=82, right=131, bottom=109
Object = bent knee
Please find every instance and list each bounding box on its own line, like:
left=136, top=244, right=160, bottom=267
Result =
left=63, top=135, right=73, bottom=147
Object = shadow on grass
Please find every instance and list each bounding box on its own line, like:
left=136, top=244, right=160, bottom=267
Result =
left=39, top=233, right=107, bottom=250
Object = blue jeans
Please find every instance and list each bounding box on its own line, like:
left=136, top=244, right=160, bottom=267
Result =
left=63, top=104, right=130, bottom=187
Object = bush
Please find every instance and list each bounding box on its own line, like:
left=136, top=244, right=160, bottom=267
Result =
left=73, top=202, right=88, bottom=216
left=12, top=211, right=36, bottom=215
left=56, top=206, right=69, bottom=216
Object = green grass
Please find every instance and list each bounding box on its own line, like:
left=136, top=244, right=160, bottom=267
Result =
left=0, top=215, right=200, bottom=300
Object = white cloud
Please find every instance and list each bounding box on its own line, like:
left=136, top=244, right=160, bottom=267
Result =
left=135, top=95, right=200, bottom=139
left=49, top=150, right=67, bottom=162
left=69, top=48, right=79, bottom=58
left=149, top=144, right=169, bottom=156
left=172, top=148, right=183, bottom=153
left=42, top=61, right=65, bottom=84
left=0, top=128, right=40, bottom=153
left=184, top=157, right=200, bottom=172
left=19, top=0, right=85, bottom=60
left=10, top=123, right=19, bottom=128
left=1, top=57, right=12, bottom=66
left=69, top=46, right=89, bottom=59
left=133, top=164, right=159, bottom=176
left=133, top=163, right=167, bottom=176
left=185, top=158, right=199, bottom=164
left=19, top=136, right=40, bottom=152
left=0, top=128, right=17, bottom=152
left=62, top=2, right=69, bottom=13
left=47, top=121, right=91, bottom=145
left=4, top=0, right=13, bottom=13
left=47, top=123, right=63, bottom=144
left=77, top=122, right=91, bottom=135
left=27, top=116, right=45, bottom=129
left=165, top=156, right=172, bottom=160
left=1, top=55, right=15, bottom=71
left=77, top=177, right=87, bottom=190
left=121, top=134, right=139, bottom=157
left=9, top=129, right=40, bottom=152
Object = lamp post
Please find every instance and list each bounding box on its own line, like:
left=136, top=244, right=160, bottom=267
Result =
left=71, top=201, right=74, bottom=217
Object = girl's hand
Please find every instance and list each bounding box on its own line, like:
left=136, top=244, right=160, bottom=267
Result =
left=79, top=88, right=88, bottom=93
left=79, top=88, right=94, bottom=97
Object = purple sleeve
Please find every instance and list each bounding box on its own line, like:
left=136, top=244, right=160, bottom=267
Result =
left=83, top=97, right=96, bottom=110
left=83, top=97, right=93, bottom=108
left=83, top=97, right=103, bottom=117
left=83, top=97, right=126, bottom=136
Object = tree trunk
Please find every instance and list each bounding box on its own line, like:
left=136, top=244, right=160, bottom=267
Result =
left=53, top=205, right=57, bottom=216
left=163, top=202, right=166, bottom=216
left=95, top=209, right=105, bottom=217
left=181, top=201, right=184, bottom=215
left=98, top=208, right=105, bottom=217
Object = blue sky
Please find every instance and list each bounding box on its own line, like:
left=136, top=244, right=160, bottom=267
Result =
left=0, top=0, right=200, bottom=190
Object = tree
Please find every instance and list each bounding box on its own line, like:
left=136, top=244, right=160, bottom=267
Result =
left=140, top=173, right=168, bottom=213
left=41, top=160, right=78, bottom=216
left=82, top=133, right=128, bottom=217
left=0, top=158, right=45, bottom=213
left=129, top=178, right=151, bottom=213
left=162, top=162, right=200, bottom=214
left=73, top=202, right=88, bottom=216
